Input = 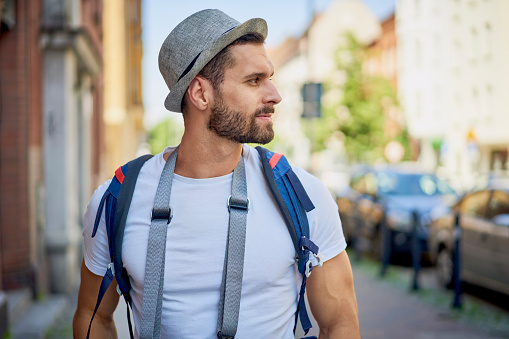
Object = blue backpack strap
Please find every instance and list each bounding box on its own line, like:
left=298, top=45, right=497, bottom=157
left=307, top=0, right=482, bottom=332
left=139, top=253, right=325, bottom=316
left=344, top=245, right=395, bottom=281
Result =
left=87, top=154, right=153, bottom=339
left=256, top=146, right=322, bottom=338
left=112, top=154, right=154, bottom=294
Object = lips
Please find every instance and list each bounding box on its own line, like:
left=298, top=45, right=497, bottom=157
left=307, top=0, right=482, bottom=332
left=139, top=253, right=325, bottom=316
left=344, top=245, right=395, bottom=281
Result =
left=255, top=106, right=274, bottom=121
left=256, top=113, right=273, bottom=122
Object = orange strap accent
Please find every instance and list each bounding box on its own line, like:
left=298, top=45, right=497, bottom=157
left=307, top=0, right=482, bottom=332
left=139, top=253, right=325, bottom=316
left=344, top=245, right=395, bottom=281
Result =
left=115, top=167, right=125, bottom=184
left=269, top=153, right=283, bottom=169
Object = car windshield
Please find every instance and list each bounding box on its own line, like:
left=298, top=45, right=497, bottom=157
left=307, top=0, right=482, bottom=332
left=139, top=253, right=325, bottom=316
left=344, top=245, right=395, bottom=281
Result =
left=377, top=172, right=455, bottom=196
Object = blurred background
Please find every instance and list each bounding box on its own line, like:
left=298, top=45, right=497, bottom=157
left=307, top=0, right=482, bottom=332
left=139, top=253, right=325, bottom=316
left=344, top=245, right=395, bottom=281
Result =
left=1, top=0, right=508, bottom=338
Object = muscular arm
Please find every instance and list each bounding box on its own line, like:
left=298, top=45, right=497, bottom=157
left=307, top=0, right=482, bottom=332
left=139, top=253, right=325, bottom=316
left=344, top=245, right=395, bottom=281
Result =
left=306, top=250, right=360, bottom=338
left=73, top=260, right=121, bottom=339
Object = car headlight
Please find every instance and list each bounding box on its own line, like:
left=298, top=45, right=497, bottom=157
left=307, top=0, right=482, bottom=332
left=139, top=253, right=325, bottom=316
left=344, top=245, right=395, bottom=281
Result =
left=386, top=210, right=413, bottom=232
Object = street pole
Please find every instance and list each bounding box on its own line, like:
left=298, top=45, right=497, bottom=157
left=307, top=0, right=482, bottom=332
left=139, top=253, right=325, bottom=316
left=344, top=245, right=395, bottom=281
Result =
left=380, top=215, right=392, bottom=277
left=410, top=210, right=421, bottom=291
left=452, top=213, right=463, bottom=308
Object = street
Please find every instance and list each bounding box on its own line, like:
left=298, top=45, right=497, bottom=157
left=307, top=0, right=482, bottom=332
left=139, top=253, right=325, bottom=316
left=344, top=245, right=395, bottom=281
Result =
left=351, top=262, right=509, bottom=339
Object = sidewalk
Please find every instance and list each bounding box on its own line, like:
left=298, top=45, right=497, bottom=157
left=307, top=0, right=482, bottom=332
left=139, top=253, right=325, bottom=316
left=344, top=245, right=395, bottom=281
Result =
left=45, top=258, right=509, bottom=338
left=352, top=260, right=509, bottom=339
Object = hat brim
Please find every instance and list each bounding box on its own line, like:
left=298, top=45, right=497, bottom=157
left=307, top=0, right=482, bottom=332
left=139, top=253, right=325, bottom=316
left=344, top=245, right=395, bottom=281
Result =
left=164, top=17, right=268, bottom=113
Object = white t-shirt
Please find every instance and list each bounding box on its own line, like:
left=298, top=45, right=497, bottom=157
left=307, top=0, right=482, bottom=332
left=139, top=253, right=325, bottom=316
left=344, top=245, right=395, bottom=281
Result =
left=83, top=144, right=346, bottom=338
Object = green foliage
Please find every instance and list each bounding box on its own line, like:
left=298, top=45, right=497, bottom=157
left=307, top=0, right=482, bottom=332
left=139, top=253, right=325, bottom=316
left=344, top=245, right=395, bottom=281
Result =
left=148, top=118, right=184, bottom=154
left=314, top=32, right=406, bottom=163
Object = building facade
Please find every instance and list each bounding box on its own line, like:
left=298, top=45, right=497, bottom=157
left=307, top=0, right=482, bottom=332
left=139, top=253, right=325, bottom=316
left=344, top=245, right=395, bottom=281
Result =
left=269, top=0, right=381, bottom=170
left=365, top=14, right=397, bottom=91
left=41, top=0, right=104, bottom=294
left=364, top=13, right=410, bottom=162
left=0, top=0, right=105, bottom=306
left=103, top=0, right=145, bottom=175
left=0, top=0, right=45, bottom=305
left=396, top=0, right=509, bottom=190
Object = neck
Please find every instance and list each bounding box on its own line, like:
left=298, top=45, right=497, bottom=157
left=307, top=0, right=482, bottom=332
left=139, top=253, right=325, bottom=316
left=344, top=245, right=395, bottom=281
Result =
left=168, top=128, right=243, bottom=179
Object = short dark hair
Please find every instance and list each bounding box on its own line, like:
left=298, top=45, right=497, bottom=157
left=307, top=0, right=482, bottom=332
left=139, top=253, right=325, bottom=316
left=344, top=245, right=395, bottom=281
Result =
left=181, top=33, right=265, bottom=115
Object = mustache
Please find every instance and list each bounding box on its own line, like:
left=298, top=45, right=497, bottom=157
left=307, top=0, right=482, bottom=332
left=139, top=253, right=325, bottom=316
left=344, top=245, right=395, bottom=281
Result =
left=255, top=106, right=275, bottom=116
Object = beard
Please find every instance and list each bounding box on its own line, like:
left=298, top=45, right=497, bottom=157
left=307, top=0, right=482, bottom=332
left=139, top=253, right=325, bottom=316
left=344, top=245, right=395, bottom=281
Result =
left=208, top=92, right=275, bottom=144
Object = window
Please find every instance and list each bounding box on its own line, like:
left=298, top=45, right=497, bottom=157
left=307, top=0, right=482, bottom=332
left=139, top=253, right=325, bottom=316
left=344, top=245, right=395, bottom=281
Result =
left=490, top=150, right=508, bottom=171
left=470, top=28, right=479, bottom=63
left=376, top=173, right=453, bottom=196
left=453, top=40, right=462, bottom=74
left=485, top=85, right=493, bottom=117
left=434, top=86, right=442, bottom=117
left=454, top=93, right=462, bottom=119
left=484, top=22, right=492, bottom=57
left=0, top=0, right=15, bottom=30
left=433, top=35, right=441, bottom=68
left=472, top=87, right=480, bottom=119
left=460, top=190, right=490, bottom=218
left=415, top=0, right=421, bottom=18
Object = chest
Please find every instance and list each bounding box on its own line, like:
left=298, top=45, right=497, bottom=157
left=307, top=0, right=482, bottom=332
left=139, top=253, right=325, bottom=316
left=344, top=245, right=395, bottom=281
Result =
left=121, top=175, right=298, bottom=294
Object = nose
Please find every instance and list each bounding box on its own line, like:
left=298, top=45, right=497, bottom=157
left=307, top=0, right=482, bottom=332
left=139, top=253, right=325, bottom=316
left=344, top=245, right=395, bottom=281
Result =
left=263, top=80, right=282, bottom=106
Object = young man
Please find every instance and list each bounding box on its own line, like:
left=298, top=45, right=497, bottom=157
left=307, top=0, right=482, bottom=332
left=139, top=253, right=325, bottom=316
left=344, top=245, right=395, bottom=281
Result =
left=73, top=9, right=359, bottom=339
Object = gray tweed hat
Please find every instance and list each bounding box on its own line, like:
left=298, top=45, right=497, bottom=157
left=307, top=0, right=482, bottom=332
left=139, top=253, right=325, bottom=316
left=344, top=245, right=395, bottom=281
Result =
left=159, top=9, right=268, bottom=113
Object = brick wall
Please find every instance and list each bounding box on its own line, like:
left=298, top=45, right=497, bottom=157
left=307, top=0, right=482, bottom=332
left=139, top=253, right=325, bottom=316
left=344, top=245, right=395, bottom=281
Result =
left=0, top=0, right=43, bottom=290
left=0, top=0, right=105, bottom=292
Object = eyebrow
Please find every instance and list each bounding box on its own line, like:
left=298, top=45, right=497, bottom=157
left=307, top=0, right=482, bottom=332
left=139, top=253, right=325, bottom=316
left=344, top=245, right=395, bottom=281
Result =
left=242, top=71, right=274, bottom=80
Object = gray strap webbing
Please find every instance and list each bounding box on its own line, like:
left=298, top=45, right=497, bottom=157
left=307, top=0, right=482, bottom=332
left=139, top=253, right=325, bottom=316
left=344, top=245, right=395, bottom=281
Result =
left=217, top=155, right=248, bottom=339
left=140, top=147, right=248, bottom=339
left=139, top=147, right=178, bottom=339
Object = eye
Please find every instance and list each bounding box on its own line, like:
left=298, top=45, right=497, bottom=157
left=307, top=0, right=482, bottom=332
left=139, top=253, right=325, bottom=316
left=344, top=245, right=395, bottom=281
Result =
left=248, top=77, right=259, bottom=84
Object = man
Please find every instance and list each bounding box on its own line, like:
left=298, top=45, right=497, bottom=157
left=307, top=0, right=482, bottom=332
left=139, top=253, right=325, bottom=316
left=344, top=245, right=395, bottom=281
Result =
left=73, top=9, right=359, bottom=339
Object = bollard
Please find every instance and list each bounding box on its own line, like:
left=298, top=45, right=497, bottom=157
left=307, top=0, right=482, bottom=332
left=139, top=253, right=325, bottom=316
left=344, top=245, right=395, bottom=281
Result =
left=410, top=210, right=422, bottom=291
left=379, top=216, right=392, bottom=277
left=353, top=210, right=363, bottom=262
left=452, top=213, right=463, bottom=308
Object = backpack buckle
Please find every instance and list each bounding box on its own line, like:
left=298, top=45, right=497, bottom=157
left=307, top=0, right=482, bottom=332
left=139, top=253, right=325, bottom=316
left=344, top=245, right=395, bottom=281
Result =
left=313, top=251, right=325, bottom=267
left=217, top=332, right=234, bottom=339
left=108, top=262, right=115, bottom=276
left=151, top=207, right=173, bottom=224
left=227, top=195, right=249, bottom=212
left=304, top=250, right=325, bottom=277
left=305, top=260, right=313, bottom=278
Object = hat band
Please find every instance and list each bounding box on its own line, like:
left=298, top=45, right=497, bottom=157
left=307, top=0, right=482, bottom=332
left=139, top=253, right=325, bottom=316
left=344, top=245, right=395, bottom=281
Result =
left=177, top=53, right=201, bottom=82
left=176, top=26, right=239, bottom=83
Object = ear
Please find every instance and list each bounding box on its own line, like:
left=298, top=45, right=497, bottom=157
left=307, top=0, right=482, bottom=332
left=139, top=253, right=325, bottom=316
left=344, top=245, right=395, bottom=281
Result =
left=186, top=76, right=213, bottom=111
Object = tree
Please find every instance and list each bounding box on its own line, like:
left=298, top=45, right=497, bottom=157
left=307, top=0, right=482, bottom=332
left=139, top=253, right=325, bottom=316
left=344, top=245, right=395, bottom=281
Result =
left=148, top=117, right=184, bottom=154
left=315, top=32, right=405, bottom=163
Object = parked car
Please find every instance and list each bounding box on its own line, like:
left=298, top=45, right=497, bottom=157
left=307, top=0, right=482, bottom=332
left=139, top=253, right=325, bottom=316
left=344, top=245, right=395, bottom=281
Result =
left=337, top=164, right=457, bottom=259
left=428, top=183, right=509, bottom=295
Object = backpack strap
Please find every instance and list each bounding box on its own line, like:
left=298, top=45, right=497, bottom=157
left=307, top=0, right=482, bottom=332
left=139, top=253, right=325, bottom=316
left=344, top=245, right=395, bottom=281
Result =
left=113, top=154, right=154, bottom=294
left=87, top=154, right=153, bottom=339
left=256, top=146, right=323, bottom=338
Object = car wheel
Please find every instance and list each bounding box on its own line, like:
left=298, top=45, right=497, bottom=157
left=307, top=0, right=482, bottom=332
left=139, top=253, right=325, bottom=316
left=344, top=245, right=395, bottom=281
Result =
left=436, top=248, right=454, bottom=289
